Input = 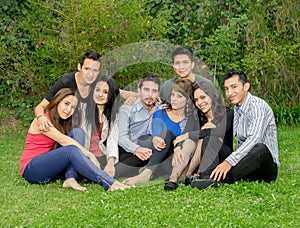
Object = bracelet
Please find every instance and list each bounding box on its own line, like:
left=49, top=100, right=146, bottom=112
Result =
left=36, top=114, right=45, bottom=120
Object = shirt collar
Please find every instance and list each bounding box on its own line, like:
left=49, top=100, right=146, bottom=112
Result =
left=135, top=97, right=161, bottom=112
left=238, top=92, right=252, bottom=113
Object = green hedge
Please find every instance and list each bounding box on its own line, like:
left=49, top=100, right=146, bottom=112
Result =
left=0, top=0, right=299, bottom=125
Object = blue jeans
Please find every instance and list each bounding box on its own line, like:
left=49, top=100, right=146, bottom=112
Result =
left=23, top=128, right=115, bottom=190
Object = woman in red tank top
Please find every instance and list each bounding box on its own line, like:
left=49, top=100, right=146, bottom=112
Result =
left=20, top=88, right=128, bottom=191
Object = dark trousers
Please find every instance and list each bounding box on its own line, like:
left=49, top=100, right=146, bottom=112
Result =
left=146, top=130, right=174, bottom=173
left=115, top=134, right=153, bottom=178
left=199, top=136, right=233, bottom=178
left=199, top=138, right=277, bottom=184
left=115, top=132, right=173, bottom=179
left=225, top=143, right=278, bottom=183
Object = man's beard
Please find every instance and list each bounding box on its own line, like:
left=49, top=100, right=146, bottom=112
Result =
left=143, top=100, right=155, bottom=107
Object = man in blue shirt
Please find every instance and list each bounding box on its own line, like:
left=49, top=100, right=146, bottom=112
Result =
left=191, top=69, right=279, bottom=189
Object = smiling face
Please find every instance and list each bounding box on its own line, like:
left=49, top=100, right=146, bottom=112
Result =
left=77, top=58, right=101, bottom=86
left=138, top=80, right=160, bottom=107
left=93, top=81, right=109, bottom=106
left=173, top=54, right=195, bottom=79
left=57, top=95, right=78, bottom=119
left=224, top=75, right=250, bottom=106
left=170, top=90, right=187, bottom=111
left=193, top=88, right=212, bottom=114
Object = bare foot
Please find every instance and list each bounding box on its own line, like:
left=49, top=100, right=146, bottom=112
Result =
left=122, top=169, right=153, bottom=186
left=108, top=181, right=131, bottom=191
left=63, top=178, right=87, bottom=191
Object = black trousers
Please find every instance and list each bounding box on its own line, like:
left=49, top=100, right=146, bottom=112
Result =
left=115, top=131, right=174, bottom=178
left=199, top=136, right=233, bottom=178
left=146, top=130, right=174, bottom=175
left=225, top=143, right=278, bottom=183
left=199, top=138, right=277, bottom=183
left=115, top=134, right=153, bottom=178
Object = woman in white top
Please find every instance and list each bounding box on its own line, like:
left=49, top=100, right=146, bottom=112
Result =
left=81, top=75, right=120, bottom=177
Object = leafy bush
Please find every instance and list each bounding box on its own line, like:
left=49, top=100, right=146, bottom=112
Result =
left=144, top=0, right=300, bottom=125
left=0, top=0, right=299, bottom=125
left=0, top=0, right=167, bottom=122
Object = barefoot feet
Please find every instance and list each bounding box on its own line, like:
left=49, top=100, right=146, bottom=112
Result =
left=122, top=168, right=153, bottom=186
left=108, top=180, right=132, bottom=191
left=63, top=178, right=87, bottom=191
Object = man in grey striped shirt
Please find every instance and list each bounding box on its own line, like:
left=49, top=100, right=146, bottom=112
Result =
left=191, top=70, right=279, bottom=189
left=115, top=73, right=161, bottom=178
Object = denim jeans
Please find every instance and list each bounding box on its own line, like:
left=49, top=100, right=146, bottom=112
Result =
left=23, top=128, right=115, bottom=190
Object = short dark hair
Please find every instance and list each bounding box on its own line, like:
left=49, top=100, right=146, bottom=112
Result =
left=171, top=46, right=194, bottom=63
left=79, top=49, right=101, bottom=67
left=224, top=70, right=248, bottom=85
left=139, top=72, right=160, bottom=90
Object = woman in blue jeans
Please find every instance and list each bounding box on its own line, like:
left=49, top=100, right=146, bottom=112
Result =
left=20, top=88, right=128, bottom=191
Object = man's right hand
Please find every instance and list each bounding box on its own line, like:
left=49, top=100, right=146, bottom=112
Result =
left=37, top=115, right=53, bottom=132
left=135, top=147, right=152, bottom=161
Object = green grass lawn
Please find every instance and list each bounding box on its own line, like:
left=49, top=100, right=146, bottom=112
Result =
left=0, top=125, right=299, bottom=227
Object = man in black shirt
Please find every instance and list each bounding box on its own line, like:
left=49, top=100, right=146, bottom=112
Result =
left=34, top=49, right=102, bottom=131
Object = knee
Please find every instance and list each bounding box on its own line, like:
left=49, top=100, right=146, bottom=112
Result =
left=254, top=143, right=268, bottom=150
left=72, top=128, right=85, bottom=138
left=65, top=145, right=81, bottom=154
left=201, top=122, right=216, bottom=129
left=69, top=128, right=85, bottom=145
left=159, top=130, right=175, bottom=143
left=202, top=135, right=219, bottom=146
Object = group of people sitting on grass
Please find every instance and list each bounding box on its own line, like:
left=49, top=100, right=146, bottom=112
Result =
left=20, top=47, right=279, bottom=192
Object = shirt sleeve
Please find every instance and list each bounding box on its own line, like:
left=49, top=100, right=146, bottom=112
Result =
left=118, top=105, right=139, bottom=154
left=105, top=116, right=119, bottom=163
left=183, top=114, right=200, bottom=142
left=44, top=73, right=76, bottom=101
left=226, top=105, right=268, bottom=166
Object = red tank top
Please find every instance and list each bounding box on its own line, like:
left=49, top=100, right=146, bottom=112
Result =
left=89, top=122, right=104, bottom=157
left=20, top=133, right=55, bottom=175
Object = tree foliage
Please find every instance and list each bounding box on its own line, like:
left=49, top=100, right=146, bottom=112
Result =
left=144, top=0, right=300, bottom=124
left=0, top=0, right=299, bottom=124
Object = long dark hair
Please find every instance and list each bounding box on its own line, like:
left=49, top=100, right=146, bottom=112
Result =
left=193, top=81, right=225, bottom=126
left=86, top=75, right=120, bottom=132
left=46, top=88, right=80, bottom=149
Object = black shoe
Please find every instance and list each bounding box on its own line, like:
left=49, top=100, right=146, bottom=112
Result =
left=190, top=179, right=220, bottom=190
left=182, top=175, right=201, bottom=186
left=164, top=181, right=178, bottom=191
